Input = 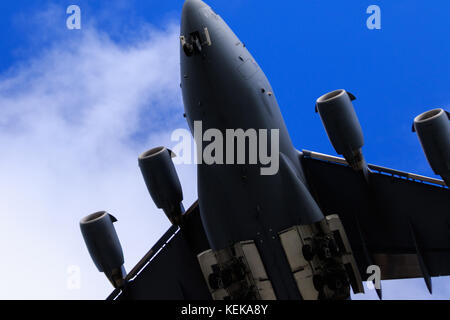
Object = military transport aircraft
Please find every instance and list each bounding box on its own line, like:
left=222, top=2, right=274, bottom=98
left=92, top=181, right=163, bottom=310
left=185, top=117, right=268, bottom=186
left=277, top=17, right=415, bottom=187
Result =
left=79, top=0, right=449, bottom=300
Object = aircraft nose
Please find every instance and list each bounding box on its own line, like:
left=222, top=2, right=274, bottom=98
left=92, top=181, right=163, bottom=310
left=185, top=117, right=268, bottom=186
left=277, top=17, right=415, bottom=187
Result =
left=181, top=0, right=208, bottom=29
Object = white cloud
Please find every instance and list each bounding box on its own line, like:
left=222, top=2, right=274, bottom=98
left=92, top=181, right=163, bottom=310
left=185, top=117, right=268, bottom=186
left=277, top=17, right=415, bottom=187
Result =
left=0, top=18, right=197, bottom=299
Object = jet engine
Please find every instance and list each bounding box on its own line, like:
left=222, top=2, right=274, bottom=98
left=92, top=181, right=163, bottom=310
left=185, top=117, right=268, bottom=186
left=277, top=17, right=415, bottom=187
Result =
left=80, top=211, right=126, bottom=288
left=413, top=108, right=450, bottom=186
left=315, top=89, right=368, bottom=176
left=138, top=147, right=185, bottom=225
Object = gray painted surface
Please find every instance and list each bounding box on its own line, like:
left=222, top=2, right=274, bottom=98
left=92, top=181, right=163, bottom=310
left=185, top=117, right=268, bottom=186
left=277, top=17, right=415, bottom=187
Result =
left=180, top=0, right=324, bottom=299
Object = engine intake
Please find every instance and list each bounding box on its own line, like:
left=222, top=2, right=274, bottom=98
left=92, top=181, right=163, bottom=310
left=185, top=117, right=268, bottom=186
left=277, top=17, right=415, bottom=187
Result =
left=315, top=90, right=367, bottom=175
left=413, top=108, right=450, bottom=186
left=138, top=147, right=184, bottom=225
left=80, top=211, right=126, bottom=288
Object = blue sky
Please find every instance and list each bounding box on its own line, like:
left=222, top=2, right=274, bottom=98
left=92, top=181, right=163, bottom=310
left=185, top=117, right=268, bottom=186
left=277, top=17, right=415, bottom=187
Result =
left=0, top=1, right=448, bottom=299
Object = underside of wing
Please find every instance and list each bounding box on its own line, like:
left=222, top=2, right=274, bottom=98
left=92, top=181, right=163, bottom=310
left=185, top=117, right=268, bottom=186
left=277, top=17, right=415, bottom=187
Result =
left=109, top=202, right=211, bottom=300
left=301, top=150, right=450, bottom=286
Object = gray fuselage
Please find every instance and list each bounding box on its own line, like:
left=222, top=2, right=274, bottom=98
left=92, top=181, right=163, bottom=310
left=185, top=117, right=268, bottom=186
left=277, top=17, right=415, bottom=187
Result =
left=180, top=0, right=324, bottom=299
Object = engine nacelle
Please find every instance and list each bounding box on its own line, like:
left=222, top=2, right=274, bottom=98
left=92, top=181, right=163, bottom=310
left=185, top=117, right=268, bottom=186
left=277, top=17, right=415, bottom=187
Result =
left=413, top=108, right=450, bottom=186
left=80, top=211, right=126, bottom=288
left=315, top=89, right=367, bottom=173
left=138, top=147, right=184, bottom=225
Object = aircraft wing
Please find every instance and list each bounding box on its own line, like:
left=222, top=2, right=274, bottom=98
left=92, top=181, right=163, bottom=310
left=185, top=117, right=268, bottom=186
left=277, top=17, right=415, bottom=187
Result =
left=301, top=150, right=450, bottom=291
left=109, top=150, right=449, bottom=299
left=108, top=202, right=212, bottom=300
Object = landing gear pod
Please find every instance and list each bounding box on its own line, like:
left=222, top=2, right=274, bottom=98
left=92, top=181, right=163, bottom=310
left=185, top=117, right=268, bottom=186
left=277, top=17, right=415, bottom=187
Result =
left=138, top=147, right=185, bottom=225
left=315, top=90, right=368, bottom=176
left=413, top=108, right=450, bottom=186
left=80, top=211, right=126, bottom=288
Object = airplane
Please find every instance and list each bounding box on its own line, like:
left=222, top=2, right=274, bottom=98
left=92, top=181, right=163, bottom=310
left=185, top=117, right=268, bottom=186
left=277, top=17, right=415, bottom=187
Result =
left=79, top=0, right=450, bottom=300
